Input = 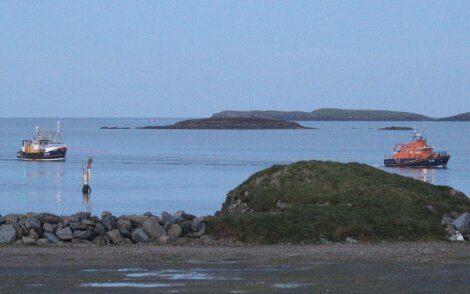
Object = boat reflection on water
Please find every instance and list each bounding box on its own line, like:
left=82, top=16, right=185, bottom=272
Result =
left=23, top=170, right=65, bottom=178
left=82, top=195, right=92, bottom=213
left=396, top=168, right=436, bottom=184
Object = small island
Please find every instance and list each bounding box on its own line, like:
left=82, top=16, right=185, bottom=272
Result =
left=136, top=117, right=311, bottom=130
left=378, top=126, right=414, bottom=131
left=100, top=127, right=131, bottom=130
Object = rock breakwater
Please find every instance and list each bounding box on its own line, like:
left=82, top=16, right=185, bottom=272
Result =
left=0, top=211, right=210, bottom=245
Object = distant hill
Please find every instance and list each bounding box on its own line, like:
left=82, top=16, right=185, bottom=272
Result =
left=212, top=108, right=433, bottom=121
left=438, top=112, right=470, bottom=121
left=136, top=117, right=309, bottom=130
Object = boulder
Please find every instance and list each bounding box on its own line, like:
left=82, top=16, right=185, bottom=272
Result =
left=174, top=210, right=186, bottom=219
left=69, top=222, right=88, bottom=231
left=0, top=225, right=17, bottom=243
left=22, top=236, right=36, bottom=244
left=56, top=223, right=65, bottom=231
left=121, top=215, right=145, bottom=226
left=188, top=222, right=206, bottom=237
left=345, top=237, right=358, bottom=244
left=92, top=236, right=106, bottom=246
left=163, top=222, right=172, bottom=231
left=119, top=228, right=131, bottom=239
left=102, top=214, right=117, bottom=231
left=94, top=223, right=106, bottom=236
left=73, top=212, right=91, bottom=222
left=5, top=214, right=18, bottom=225
left=27, top=229, right=39, bottom=241
left=143, top=212, right=154, bottom=217
left=106, top=230, right=122, bottom=244
left=103, top=235, right=111, bottom=245
left=60, top=216, right=71, bottom=225
left=12, top=224, right=25, bottom=239
left=174, top=210, right=186, bottom=223
left=117, top=219, right=132, bottom=231
left=159, top=211, right=173, bottom=225
left=0, top=215, right=5, bottom=225
left=452, top=212, right=470, bottom=237
left=158, top=235, right=169, bottom=244
left=37, top=238, right=50, bottom=245
left=43, top=232, right=60, bottom=244
left=132, top=228, right=150, bottom=243
left=43, top=223, right=56, bottom=233
left=82, top=219, right=96, bottom=227
left=441, top=215, right=454, bottom=225
left=446, top=224, right=457, bottom=237
left=73, top=230, right=95, bottom=240
left=56, top=226, right=74, bottom=240
left=143, top=218, right=166, bottom=240
left=191, top=216, right=209, bottom=232
left=179, top=221, right=193, bottom=235
left=41, top=213, right=62, bottom=225
left=184, top=214, right=196, bottom=222
left=194, top=222, right=206, bottom=237
left=168, top=224, right=182, bottom=240
left=449, top=232, right=464, bottom=242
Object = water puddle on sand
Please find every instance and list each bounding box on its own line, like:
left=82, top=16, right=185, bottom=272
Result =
left=187, top=258, right=248, bottom=264
left=81, top=268, right=145, bottom=272
left=273, top=283, right=315, bottom=289
left=126, top=269, right=239, bottom=281
left=81, top=282, right=184, bottom=288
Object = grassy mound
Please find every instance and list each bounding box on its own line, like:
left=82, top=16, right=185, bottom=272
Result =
left=208, top=161, right=469, bottom=243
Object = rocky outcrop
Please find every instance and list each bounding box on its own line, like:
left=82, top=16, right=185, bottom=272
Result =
left=213, top=160, right=470, bottom=244
left=378, top=126, right=414, bottom=131
left=0, top=211, right=210, bottom=245
left=136, top=117, right=310, bottom=130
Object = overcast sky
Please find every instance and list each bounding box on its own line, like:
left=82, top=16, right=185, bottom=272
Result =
left=0, top=1, right=468, bottom=118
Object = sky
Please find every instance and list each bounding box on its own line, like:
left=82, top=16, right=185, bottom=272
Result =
left=0, top=1, right=468, bottom=118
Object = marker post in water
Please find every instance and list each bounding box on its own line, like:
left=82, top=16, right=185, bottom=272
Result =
left=82, top=157, right=93, bottom=195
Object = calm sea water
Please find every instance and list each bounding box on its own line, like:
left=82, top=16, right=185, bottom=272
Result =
left=0, top=118, right=469, bottom=216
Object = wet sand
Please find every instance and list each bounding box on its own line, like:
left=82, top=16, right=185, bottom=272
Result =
left=0, top=242, right=469, bottom=293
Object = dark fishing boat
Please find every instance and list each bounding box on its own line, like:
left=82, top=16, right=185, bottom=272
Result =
left=384, top=129, right=450, bottom=168
left=17, top=122, right=67, bottom=161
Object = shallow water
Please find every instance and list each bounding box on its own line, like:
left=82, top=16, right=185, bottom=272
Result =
left=0, top=118, right=468, bottom=215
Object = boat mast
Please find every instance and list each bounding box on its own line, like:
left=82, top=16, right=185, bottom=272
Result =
left=55, top=121, right=62, bottom=143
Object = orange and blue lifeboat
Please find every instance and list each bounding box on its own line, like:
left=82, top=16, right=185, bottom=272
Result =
left=384, top=130, right=450, bottom=168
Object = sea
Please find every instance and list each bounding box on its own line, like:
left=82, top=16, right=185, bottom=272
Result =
left=0, top=118, right=469, bottom=216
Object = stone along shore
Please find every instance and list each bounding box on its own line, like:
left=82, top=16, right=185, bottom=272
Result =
left=0, top=211, right=209, bottom=245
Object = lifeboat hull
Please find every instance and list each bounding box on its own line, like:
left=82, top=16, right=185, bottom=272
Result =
left=17, top=147, right=67, bottom=161
left=384, top=155, right=450, bottom=168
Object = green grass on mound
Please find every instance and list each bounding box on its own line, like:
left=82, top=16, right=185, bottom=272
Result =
left=208, top=161, right=469, bottom=243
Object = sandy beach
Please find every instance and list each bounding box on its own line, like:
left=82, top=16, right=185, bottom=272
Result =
left=0, top=242, right=468, bottom=293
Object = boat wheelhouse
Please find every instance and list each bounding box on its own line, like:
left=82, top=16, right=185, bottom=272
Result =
left=17, top=122, right=67, bottom=161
